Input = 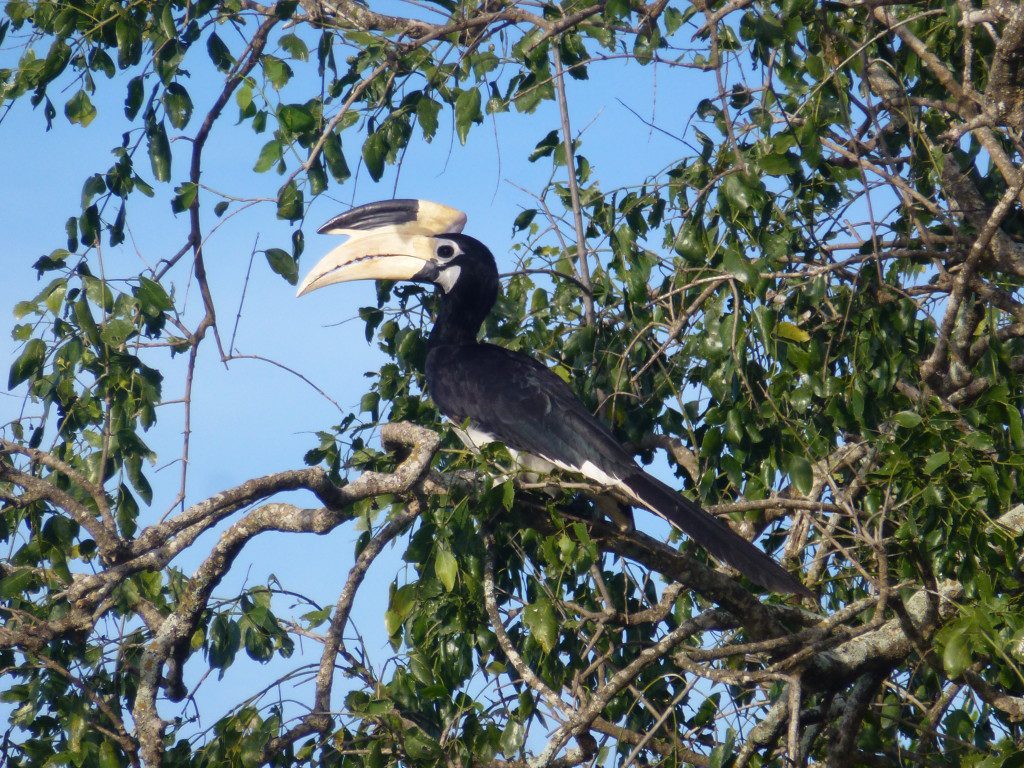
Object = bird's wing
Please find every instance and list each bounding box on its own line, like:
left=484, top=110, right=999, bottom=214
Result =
left=429, top=343, right=637, bottom=482
left=428, top=343, right=811, bottom=597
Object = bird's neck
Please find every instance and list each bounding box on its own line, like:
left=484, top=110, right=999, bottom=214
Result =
left=428, top=282, right=494, bottom=348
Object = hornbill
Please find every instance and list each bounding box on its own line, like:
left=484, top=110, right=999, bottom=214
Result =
left=298, top=199, right=809, bottom=597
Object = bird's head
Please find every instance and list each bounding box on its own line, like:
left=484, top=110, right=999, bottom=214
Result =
left=296, top=199, right=497, bottom=298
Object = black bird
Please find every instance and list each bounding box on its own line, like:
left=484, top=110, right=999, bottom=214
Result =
left=298, top=199, right=809, bottom=597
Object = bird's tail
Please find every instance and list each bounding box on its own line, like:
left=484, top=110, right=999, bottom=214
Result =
left=620, top=471, right=812, bottom=598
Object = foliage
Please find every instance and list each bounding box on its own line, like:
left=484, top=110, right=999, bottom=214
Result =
left=3, top=0, right=1024, bottom=766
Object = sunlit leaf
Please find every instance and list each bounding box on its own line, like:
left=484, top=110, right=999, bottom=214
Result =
left=454, top=87, right=482, bottom=145
left=264, top=247, right=297, bottom=284
left=64, top=90, right=96, bottom=127
left=524, top=597, right=557, bottom=653
left=435, top=547, right=457, bottom=592
left=776, top=321, right=810, bottom=343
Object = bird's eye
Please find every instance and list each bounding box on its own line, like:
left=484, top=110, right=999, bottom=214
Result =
left=437, top=244, right=455, bottom=258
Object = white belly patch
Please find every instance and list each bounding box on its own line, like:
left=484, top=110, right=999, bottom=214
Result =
left=450, top=424, right=620, bottom=485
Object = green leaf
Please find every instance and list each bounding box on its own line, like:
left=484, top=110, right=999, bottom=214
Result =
left=308, top=157, right=327, bottom=195
left=502, top=479, right=515, bottom=510
left=236, top=81, right=253, bottom=114
left=97, top=740, right=119, bottom=768
left=261, top=54, right=292, bottom=89
left=359, top=391, right=379, bottom=415
left=513, top=209, right=536, bottom=232
left=64, top=90, right=97, bottom=127
left=384, top=609, right=402, bottom=637
left=674, top=222, right=708, bottom=262
left=74, top=297, right=101, bottom=347
left=893, top=411, right=922, bottom=429
left=64, top=217, right=78, bottom=253
left=788, top=455, right=814, bottom=495
left=171, top=181, right=197, bottom=213
left=0, top=568, right=35, bottom=599
left=942, top=627, right=971, bottom=678
left=254, top=140, right=282, bottom=173
left=709, top=731, right=736, bottom=768
left=722, top=249, right=758, bottom=283
left=665, top=6, right=685, bottom=33
left=365, top=742, right=385, bottom=768
left=962, top=431, right=993, bottom=452
left=264, top=248, right=298, bottom=284
left=147, top=120, right=172, bottom=182
left=80, top=204, right=100, bottom=247
left=499, top=720, right=526, bottom=756
left=124, top=76, right=144, bottom=120
left=435, top=547, right=457, bottom=592
left=603, top=0, right=629, bottom=20
left=158, top=2, right=176, bottom=40
left=404, top=729, right=440, bottom=760
left=454, top=87, right=482, bottom=145
left=110, top=202, right=126, bottom=247
left=529, top=130, right=559, bottom=162
left=279, top=33, right=309, bottom=60
left=417, top=97, right=441, bottom=139
left=163, top=82, right=193, bottom=129
left=923, top=451, right=950, bottom=475
left=323, top=132, right=350, bottom=182
left=725, top=410, right=745, bottom=445
left=278, top=103, right=315, bottom=134
left=485, top=93, right=505, bottom=114
left=207, top=32, right=234, bottom=71
left=40, top=39, right=71, bottom=83
left=524, top=596, right=557, bottom=653
left=1008, top=405, right=1023, bottom=449
left=115, top=15, right=141, bottom=68
left=8, top=338, right=45, bottom=389
left=775, top=321, right=810, bottom=343
left=85, top=275, right=117, bottom=308
left=720, top=172, right=765, bottom=212
left=759, top=151, right=800, bottom=176
left=81, top=174, right=106, bottom=208
left=135, top=176, right=155, bottom=198
left=101, top=318, right=134, bottom=347
left=361, top=133, right=386, bottom=181
left=43, top=281, right=66, bottom=314
left=154, top=39, right=184, bottom=85
left=274, top=0, right=298, bottom=19
left=276, top=180, right=303, bottom=221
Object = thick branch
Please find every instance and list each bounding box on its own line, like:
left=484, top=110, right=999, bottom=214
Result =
left=130, top=423, right=439, bottom=767
left=941, top=154, right=1024, bottom=277
left=535, top=609, right=724, bottom=763
left=986, top=4, right=1024, bottom=129
left=923, top=170, right=1024, bottom=381
left=0, top=464, right=123, bottom=560
left=805, top=581, right=964, bottom=688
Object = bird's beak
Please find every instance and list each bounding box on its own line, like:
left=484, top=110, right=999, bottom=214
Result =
left=296, top=199, right=467, bottom=297
left=295, top=232, right=438, bottom=297
left=317, top=199, right=466, bottom=237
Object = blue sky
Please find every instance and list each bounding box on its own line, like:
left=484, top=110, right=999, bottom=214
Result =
left=1, top=15, right=711, bottom=738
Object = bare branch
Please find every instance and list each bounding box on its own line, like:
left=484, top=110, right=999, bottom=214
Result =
left=483, top=532, right=571, bottom=718
left=130, top=423, right=439, bottom=766
left=551, top=46, right=595, bottom=326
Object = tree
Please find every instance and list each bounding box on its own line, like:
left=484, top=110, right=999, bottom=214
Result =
left=2, top=0, right=1024, bottom=764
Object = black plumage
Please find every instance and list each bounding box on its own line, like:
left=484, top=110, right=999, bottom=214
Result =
left=423, top=234, right=809, bottom=597
left=298, top=201, right=810, bottom=597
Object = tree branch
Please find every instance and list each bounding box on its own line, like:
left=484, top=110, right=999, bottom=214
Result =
left=129, top=423, right=439, bottom=767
